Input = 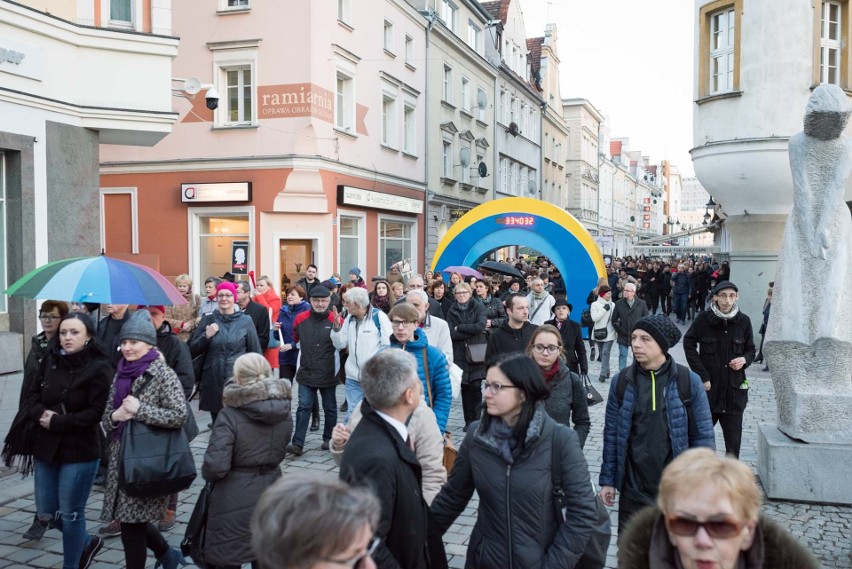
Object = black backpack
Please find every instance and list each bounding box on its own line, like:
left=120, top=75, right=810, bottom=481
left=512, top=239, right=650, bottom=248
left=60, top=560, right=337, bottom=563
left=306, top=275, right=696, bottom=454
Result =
left=615, top=362, right=697, bottom=438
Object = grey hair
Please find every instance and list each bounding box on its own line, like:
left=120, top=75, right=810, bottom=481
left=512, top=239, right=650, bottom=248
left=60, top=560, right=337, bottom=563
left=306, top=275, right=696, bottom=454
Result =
left=251, top=474, right=380, bottom=569
left=361, top=349, right=419, bottom=409
left=238, top=281, right=251, bottom=293
left=624, top=282, right=636, bottom=292
left=406, top=289, right=429, bottom=304
left=345, top=286, right=370, bottom=308
left=408, top=274, right=424, bottom=285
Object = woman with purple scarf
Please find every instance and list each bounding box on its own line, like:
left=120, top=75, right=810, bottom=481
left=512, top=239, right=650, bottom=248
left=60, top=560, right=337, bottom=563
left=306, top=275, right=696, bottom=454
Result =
left=100, top=310, right=188, bottom=569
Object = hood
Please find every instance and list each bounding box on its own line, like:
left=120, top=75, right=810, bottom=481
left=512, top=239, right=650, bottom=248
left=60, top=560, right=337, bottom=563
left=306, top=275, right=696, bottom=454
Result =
left=156, top=321, right=174, bottom=337
left=497, top=320, right=534, bottom=335
left=390, top=327, right=428, bottom=350
left=215, top=310, right=244, bottom=323
left=474, top=402, right=547, bottom=450
left=223, top=377, right=292, bottom=424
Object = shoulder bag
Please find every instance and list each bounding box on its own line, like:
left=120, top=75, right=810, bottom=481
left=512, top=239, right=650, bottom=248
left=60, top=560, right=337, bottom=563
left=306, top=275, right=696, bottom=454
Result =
left=551, top=433, right=611, bottom=569
left=593, top=305, right=612, bottom=341
left=581, top=374, right=604, bottom=406
left=267, top=307, right=281, bottom=349
left=118, top=375, right=197, bottom=498
left=181, top=481, right=213, bottom=568
left=464, top=331, right=488, bottom=364
left=423, top=348, right=458, bottom=475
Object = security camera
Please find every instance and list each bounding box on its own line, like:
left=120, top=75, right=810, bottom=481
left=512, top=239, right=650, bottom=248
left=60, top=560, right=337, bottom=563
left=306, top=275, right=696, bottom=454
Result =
left=205, top=87, right=219, bottom=110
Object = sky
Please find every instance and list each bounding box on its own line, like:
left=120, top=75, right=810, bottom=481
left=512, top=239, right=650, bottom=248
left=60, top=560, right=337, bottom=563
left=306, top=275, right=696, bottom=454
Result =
left=518, top=0, right=696, bottom=176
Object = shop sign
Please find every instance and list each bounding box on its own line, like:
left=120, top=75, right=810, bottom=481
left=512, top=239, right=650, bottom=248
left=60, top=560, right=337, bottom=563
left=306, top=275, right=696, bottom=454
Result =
left=181, top=182, right=251, bottom=203
left=0, top=37, right=44, bottom=81
left=449, top=209, right=468, bottom=220
left=337, top=186, right=422, bottom=214
left=258, top=83, right=334, bottom=122
left=231, top=241, right=249, bottom=274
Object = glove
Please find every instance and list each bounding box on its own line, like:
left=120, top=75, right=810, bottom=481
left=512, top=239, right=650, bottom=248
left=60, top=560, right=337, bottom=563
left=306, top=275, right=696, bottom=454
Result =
left=603, top=304, right=611, bottom=311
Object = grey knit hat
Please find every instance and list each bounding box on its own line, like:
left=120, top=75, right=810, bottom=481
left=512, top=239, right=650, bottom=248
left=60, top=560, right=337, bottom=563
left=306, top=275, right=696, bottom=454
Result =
left=632, top=314, right=682, bottom=354
left=119, top=309, right=157, bottom=346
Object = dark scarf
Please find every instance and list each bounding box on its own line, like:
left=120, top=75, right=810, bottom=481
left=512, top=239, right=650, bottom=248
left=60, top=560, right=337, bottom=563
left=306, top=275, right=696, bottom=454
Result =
left=542, top=360, right=561, bottom=383
left=112, top=348, right=161, bottom=441
left=372, top=294, right=390, bottom=313
left=487, top=417, right=518, bottom=465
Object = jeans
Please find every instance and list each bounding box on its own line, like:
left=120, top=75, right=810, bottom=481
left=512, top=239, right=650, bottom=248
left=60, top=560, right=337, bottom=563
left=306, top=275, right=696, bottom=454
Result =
left=34, top=458, right=99, bottom=569
left=673, top=293, right=689, bottom=322
left=344, top=378, right=364, bottom=422
left=292, top=383, right=337, bottom=447
left=618, top=343, right=631, bottom=370
left=597, top=340, right=614, bottom=381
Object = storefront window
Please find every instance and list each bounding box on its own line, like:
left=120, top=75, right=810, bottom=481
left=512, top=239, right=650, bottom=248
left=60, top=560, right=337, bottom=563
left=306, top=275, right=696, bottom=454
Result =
left=379, top=218, right=412, bottom=274
left=197, top=214, right=250, bottom=282
left=339, top=216, right=361, bottom=277
left=0, top=154, right=5, bottom=313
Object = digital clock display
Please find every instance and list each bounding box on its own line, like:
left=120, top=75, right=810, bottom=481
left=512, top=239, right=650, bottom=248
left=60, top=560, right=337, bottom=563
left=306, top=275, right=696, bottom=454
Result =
left=495, top=216, right=535, bottom=226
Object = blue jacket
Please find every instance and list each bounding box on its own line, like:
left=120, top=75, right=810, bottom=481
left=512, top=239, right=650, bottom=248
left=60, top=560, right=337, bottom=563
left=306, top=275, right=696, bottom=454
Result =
left=671, top=272, right=691, bottom=295
left=277, top=301, right=310, bottom=367
left=599, top=359, right=715, bottom=490
left=390, top=329, right=452, bottom=433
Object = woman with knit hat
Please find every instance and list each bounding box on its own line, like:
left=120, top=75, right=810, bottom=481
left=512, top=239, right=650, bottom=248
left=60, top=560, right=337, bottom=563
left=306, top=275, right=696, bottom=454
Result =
left=348, top=267, right=367, bottom=289
left=189, top=281, right=263, bottom=425
left=100, top=310, right=189, bottom=569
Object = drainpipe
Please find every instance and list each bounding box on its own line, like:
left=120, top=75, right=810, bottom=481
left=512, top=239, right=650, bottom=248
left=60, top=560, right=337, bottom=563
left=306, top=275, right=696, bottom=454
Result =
left=421, top=8, right=437, bottom=269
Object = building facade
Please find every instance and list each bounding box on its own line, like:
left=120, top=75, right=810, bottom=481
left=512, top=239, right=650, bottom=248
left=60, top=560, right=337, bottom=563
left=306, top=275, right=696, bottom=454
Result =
left=563, top=98, right=602, bottom=236
left=0, top=0, right=177, bottom=356
left=100, top=0, right=427, bottom=291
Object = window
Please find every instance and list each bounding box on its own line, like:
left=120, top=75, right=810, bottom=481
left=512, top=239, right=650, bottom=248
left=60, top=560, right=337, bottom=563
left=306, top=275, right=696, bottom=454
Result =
left=477, top=88, right=487, bottom=121
left=0, top=154, right=5, bottom=312
left=520, top=167, right=529, bottom=195
left=443, top=65, right=453, bottom=103
left=226, top=0, right=249, bottom=7
left=405, top=35, right=414, bottom=66
left=500, top=157, right=509, bottom=192
left=110, top=0, right=132, bottom=22
left=500, top=90, right=508, bottom=124
left=403, top=103, right=416, bottom=154
left=699, top=1, right=741, bottom=97
left=442, top=141, right=452, bottom=177
left=338, top=0, right=350, bottom=23
left=197, top=214, right=251, bottom=284
left=519, top=101, right=527, bottom=133
left=380, top=219, right=413, bottom=273
left=467, top=21, right=481, bottom=52
left=339, top=216, right=361, bottom=277
left=225, top=66, right=253, bottom=124
left=510, top=162, right=519, bottom=195
left=821, top=1, right=843, bottom=84
left=510, top=95, right=518, bottom=124
left=440, top=0, right=457, bottom=32
left=461, top=77, right=470, bottom=112
left=382, top=94, right=397, bottom=148
left=336, top=71, right=355, bottom=131
left=384, top=20, right=394, bottom=53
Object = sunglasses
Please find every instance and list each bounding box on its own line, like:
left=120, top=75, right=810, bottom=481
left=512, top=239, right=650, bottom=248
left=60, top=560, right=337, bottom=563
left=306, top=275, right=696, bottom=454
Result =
left=665, top=515, right=745, bottom=539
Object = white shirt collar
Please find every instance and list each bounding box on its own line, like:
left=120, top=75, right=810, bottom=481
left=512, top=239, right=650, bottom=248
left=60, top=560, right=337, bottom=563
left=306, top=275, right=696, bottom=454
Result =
left=374, top=409, right=409, bottom=443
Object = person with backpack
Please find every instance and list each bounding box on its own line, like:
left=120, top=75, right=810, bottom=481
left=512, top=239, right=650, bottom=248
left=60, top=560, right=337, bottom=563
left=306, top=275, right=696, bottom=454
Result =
left=599, top=313, right=715, bottom=536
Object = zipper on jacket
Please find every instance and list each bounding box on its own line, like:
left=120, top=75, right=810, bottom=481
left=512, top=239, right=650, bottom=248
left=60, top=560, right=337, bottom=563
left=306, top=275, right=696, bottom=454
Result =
left=651, top=370, right=657, bottom=412
left=505, top=464, right=514, bottom=569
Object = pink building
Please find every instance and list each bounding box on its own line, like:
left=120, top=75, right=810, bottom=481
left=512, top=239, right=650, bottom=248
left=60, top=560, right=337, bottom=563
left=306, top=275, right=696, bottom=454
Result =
left=100, top=0, right=427, bottom=291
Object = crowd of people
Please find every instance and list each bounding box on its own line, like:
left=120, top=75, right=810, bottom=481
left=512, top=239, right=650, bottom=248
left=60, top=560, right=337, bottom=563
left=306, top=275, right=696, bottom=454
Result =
left=5, top=255, right=817, bottom=569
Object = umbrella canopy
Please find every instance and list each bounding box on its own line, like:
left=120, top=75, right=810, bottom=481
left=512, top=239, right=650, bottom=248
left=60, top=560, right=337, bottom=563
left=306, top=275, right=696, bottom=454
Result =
left=5, top=255, right=187, bottom=305
left=439, top=266, right=484, bottom=279
left=478, top=260, right=524, bottom=279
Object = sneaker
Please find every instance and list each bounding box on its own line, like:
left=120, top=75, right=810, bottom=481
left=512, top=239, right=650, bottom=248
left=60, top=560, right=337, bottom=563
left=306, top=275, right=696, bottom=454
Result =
left=286, top=444, right=304, bottom=456
left=79, top=534, right=104, bottom=569
left=97, top=519, right=122, bottom=537
left=23, top=517, right=48, bottom=541
left=158, top=509, right=176, bottom=532
left=154, top=546, right=188, bottom=569
left=321, top=440, right=330, bottom=451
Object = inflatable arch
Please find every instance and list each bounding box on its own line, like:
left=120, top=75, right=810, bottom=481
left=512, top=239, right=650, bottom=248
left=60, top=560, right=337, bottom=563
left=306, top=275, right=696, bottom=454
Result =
left=431, top=197, right=606, bottom=322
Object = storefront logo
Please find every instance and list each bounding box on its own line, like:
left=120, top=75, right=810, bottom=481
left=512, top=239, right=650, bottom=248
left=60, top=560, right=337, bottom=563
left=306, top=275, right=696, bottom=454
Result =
left=181, top=182, right=251, bottom=203
left=0, top=37, right=44, bottom=81
left=259, top=83, right=334, bottom=123
left=0, top=47, right=24, bottom=65
left=337, top=185, right=423, bottom=215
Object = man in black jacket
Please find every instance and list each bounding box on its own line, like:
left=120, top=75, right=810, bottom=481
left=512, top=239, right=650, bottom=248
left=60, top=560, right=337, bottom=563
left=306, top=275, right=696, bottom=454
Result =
left=544, top=299, right=588, bottom=375
left=611, top=283, right=649, bottom=371
left=144, top=306, right=194, bottom=399
left=683, top=280, right=755, bottom=458
left=339, top=349, right=433, bottom=569
left=237, top=281, right=271, bottom=352
left=485, top=293, right=537, bottom=361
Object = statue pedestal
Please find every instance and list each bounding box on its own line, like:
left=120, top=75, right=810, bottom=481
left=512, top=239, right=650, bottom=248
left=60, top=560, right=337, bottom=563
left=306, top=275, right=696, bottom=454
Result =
left=757, top=423, right=852, bottom=505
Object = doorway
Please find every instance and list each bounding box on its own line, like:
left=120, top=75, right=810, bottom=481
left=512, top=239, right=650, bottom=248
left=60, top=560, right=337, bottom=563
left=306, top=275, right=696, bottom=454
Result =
left=280, top=239, right=314, bottom=293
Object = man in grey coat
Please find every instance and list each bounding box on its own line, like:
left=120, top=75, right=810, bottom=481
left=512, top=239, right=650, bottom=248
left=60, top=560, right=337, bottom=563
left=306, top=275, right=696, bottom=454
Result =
left=611, top=282, right=649, bottom=371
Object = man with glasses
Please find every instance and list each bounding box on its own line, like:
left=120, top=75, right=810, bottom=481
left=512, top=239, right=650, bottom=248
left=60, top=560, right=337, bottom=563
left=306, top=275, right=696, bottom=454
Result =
left=407, top=274, right=443, bottom=317
left=287, top=286, right=341, bottom=456
left=611, top=282, right=649, bottom=372
left=683, top=281, right=756, bottom=459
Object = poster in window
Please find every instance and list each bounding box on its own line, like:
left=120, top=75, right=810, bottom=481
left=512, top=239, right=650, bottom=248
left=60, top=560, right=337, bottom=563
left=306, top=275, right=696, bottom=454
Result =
left=232, top=241, right=249, bottom=274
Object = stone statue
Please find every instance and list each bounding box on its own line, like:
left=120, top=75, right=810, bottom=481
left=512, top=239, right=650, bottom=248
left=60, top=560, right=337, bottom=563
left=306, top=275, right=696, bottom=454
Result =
left=763, top=84, right=852, bottom=444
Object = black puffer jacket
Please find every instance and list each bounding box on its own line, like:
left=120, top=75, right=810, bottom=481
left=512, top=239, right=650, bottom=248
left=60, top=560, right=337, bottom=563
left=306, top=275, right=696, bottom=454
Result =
left=478, top=295, right=507, bottom=331
left=446, top=300, right=487, bottom=382
left=543, top=362, right=591, bottom=448
left=189, top=311, right=263, bottom=413
left=202, top=377, right=292, bottom=567
left=25, top=344, right=112, bottom=464
left=683, top=308, right=756, bottom=415
left=430, top=405, right=598, bottom=569
left=155, top=322, right=194, bottom=399
left=293, top=310, right=338, bottom=388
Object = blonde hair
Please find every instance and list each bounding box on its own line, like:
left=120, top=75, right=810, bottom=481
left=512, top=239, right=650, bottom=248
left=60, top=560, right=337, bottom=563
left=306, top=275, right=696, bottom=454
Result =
left=175, top=273, right=192, bottom=286
left=257, top=275, right=271, bottom=285
left=232, top=352, right=273, bottom=386
left=658, top=448, right=762, bottom=521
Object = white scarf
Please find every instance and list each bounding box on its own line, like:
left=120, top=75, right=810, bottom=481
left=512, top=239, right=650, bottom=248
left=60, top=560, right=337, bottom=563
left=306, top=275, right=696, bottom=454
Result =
left=711, top=302, right=739, bottom=320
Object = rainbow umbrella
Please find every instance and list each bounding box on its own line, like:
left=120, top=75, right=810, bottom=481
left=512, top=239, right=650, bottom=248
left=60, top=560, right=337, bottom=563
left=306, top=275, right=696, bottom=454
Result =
left=5, top=255, right=187, bottom=305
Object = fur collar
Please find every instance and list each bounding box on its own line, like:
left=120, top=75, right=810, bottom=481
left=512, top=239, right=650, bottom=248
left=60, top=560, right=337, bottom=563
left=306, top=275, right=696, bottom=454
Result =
left=223, top=377, right=292, bottom=408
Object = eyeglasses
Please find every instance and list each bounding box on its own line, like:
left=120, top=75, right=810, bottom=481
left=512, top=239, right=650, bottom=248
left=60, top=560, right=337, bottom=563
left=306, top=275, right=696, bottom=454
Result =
left=665, top=515, right=745, bottom=539
left=454, top=291, right=471, bottom=296
left=391, top=320, right=417, bottom=328
left=39, top=314, right=61, bottom=321
left=532, top=344, right=560, bottom=354
left=216, top=293, right=234, bottom=299
left=482, top=382, right=518, bottom=394
left=716, top=293, right=737, bottom=300
left=323, top=536, right=381, bottom=568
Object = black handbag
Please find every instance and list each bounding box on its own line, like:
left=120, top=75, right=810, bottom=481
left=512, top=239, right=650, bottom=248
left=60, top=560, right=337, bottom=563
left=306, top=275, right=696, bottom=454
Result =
left=181, top=482, right=213, bottom=568
left=464, top=332, right=488, bottom=364
left=119, top=418, right=197, bottom=498
left=551, top=438, right=611, bottom=569
left=1, top=404, right=37, bottom=477
left=184, top=400, right=199, bottom=443
left=592, top=305, right=612, bottom=341
left=581, top=374, right=604, bottom=406
left=580, top=309, right=594, bottom=328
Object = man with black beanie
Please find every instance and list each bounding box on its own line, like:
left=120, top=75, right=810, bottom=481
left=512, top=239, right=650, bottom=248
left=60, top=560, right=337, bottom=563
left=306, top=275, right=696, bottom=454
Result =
left=599, top=313, right=715, bottom=536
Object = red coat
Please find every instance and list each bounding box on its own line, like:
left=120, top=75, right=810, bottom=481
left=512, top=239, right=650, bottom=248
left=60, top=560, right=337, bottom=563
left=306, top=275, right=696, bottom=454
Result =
left=252, top=288, right=283, bottom=368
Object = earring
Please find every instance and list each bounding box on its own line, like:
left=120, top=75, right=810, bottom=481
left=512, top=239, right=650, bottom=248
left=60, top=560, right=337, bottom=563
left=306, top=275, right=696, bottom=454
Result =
left=84, top=340, right=89, bottom=345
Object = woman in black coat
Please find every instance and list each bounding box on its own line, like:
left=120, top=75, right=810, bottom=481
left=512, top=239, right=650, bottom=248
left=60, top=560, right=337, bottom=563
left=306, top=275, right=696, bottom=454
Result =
left=475, top=278, right=507, bottom=333
left=445, top=282, right=487, bottom=430
left=202, top=353, right=291, bottom=569
left=429, top=280, right=454, bottom=319
left=430, top=354, right=598, bottom=569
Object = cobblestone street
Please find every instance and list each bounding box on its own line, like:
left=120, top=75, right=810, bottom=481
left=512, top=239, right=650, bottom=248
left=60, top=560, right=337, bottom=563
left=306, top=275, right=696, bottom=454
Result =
left=0, top=321, right=849, bottom=568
